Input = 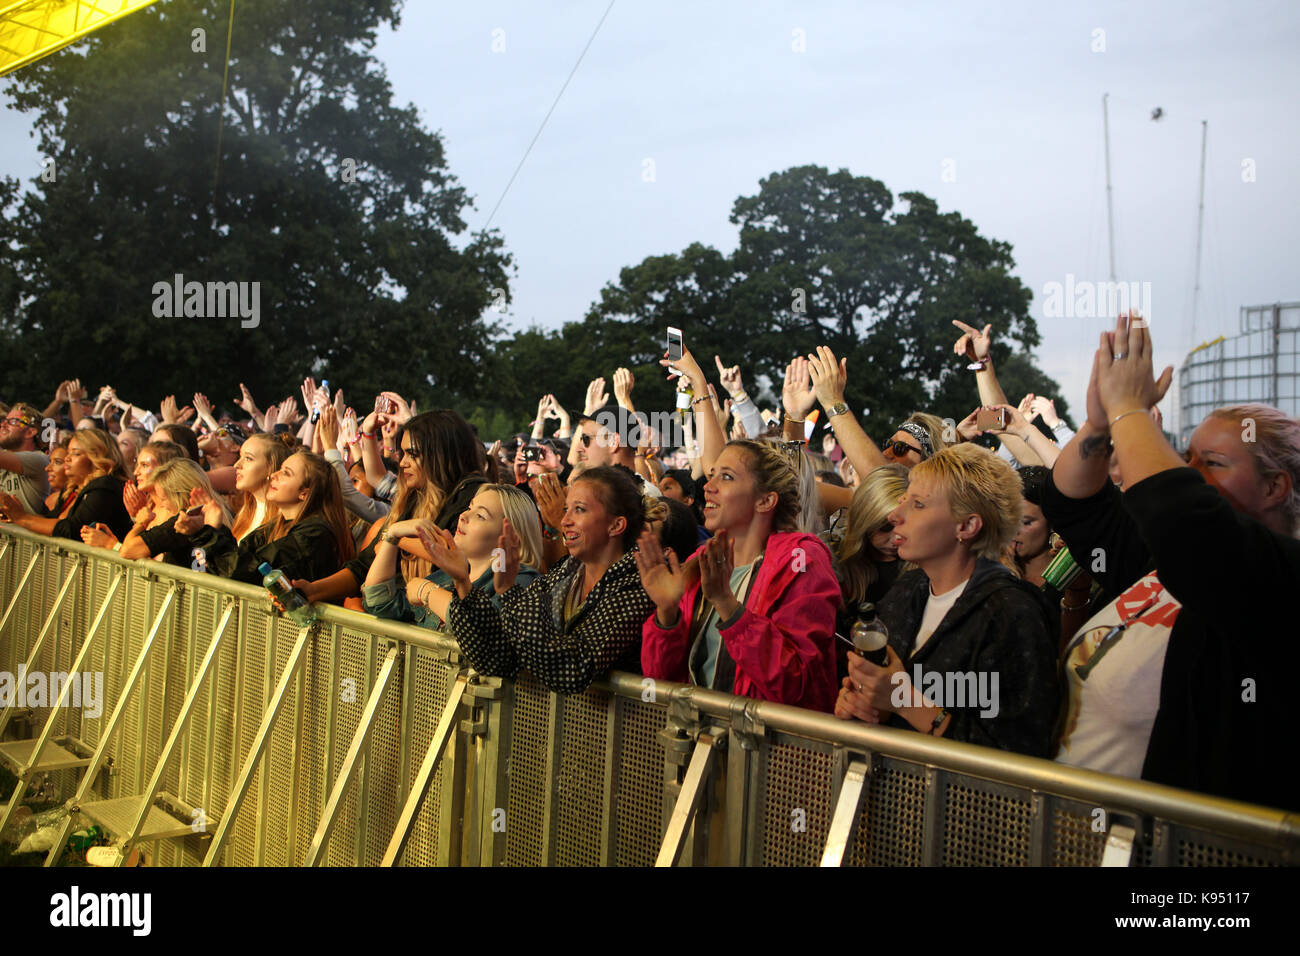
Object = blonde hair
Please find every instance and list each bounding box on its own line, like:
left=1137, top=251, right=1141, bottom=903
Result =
left=486, top=484, right=545, bottom=570
left=903, top=411, right=956, bottom=458
left=232, top=433, right=289, bottom=540
left=727, top=439, right=802, bottom=533
left=1206, top=404, right=1300, bottom=536
left=150, top=458, right=233, bottom=524
left=71, top=428, right=128, bottom=481
left=836, top=464, right=909, bottom=606
left=909, top=443, right=1022, bottom=560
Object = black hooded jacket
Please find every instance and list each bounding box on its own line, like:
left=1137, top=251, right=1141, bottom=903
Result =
left=877, top=557, right=1060, bottom=757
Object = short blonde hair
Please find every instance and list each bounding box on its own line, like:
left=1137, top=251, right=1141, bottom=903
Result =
left=909, top=443, right=1022, bottom=560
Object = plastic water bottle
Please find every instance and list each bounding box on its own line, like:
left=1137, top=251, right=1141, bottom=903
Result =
left=258, top=562, right=317, bottom=626
left=850, top=609, right=891, bottom=667
left=311, top=379, right=330, bottom=423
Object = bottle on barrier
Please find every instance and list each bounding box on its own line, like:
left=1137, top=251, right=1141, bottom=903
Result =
left=259, top=561, right=317, bottom=626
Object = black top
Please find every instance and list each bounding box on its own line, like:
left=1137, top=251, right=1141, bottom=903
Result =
left=51, top=475, right=131, bottom=541
left=343, top=474, right=487, bottom=585
left=189, top=513, right=342, bottom=585
left=877, top=557, right=1060, bottom=758
left=139, top=515, right=200, bottom=567
left=1042, top=466, right=1300, bottom=810
left=835, top=559, right=903, bottom=681
left=447, top=553, right=655, bottom=694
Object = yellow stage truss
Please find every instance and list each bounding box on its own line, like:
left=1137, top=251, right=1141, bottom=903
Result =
left=0, top=0, right=162, bottom=77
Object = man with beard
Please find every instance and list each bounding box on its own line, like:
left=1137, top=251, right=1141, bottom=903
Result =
left=0, top=403, right=50, bottom=514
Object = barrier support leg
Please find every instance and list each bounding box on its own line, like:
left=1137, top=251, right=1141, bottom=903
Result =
left=304, top=643, right=401, bottom=866
left=655, top=732, right=722, bottom=867
left=106, top=601, right=237, bottom=863
left=0, top=554, right=82, bottom=739
left=201, top=624, right=312, bottom=867
left=42, top=583, right=179, bottom=867
left=382, top=671, right=467, bottom=866
left=820, top=756, right=869, bottom=867
left=0, top=568, right=124, bottom=843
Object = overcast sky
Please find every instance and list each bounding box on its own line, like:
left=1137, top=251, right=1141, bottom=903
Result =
left=2, top=0, right=1297, bottom=431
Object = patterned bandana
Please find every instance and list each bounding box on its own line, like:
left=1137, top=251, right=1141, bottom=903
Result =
left=897, top=422, right=934, bottom=459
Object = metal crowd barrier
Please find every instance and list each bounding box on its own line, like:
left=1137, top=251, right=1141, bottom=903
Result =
left=0, top=524, right=1295, bottom=867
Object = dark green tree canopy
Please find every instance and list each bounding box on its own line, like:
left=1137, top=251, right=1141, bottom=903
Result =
left=499, top=165, right=1067, bottom=439
left=0, top=0, right=510, bottom=411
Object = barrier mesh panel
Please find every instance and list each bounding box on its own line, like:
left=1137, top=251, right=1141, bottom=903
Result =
left=759, top=737, right=834, bottom=866
left=941, top=777, right=1033, bottom=865
left=228, top=608, right=270, bottom=866
left=262, top=616, right=304, bottom=866
left=614, top=696, right=667, bottom=866
left=1049, top=800, right=1106, bottom=866
left=323, top=625, right=369, bottom=867
left=555, top=688, right=609, bottom=866
left=848, top=756, right=926, bottom=866
left=360, top=638, right=404, bottom=866
left=505, top=673, right=550, bottom=866
left=400, top=647, right=455, bottom=867
left=1175, top=829, right=1283, bottom=867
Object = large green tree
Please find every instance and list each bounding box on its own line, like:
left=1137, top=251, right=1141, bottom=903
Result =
left=0, top=0, right=510, bottom=413
left=520, top=165, right=1070, bottom=442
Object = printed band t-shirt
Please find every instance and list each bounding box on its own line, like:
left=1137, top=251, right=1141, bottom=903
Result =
left=1, top=451, right=50, bottom=514
left=1056, top=571, right=1182, bottom=778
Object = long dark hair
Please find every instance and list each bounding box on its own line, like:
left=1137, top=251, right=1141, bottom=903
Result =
left=266, top=451, right=356, bottom=562
left=388, top=410, right=487, bottom=523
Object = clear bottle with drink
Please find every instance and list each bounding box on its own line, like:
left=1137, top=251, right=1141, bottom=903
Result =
left=850, top=606, right=891, bottom=667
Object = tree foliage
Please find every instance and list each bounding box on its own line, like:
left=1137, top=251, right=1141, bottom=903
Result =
left=0, top=0, right=510, bottom=412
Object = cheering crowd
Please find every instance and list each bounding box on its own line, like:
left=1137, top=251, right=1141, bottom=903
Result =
left=0, top=315, right=1296, bottom=811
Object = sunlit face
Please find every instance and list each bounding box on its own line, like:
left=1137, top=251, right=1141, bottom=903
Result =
left=658, top=475, right=691, bottom=504
left=267, top=453, right=310, bottom=507
left=702, top=446, right=771, bottom=533
left=64, top=437, right=94, bottom=483
left=453, top=489, right=505, bottom=560
left=1187, top=417, right=1281, bottom=524
left=887, top=474, right=964, bottom=567
left=235, top=441, right=273, bottom=493
left=0, top=415, right=37, bottom=451
left=45, top=447, right=67, bottom=489
left=577, top=420, right=615, bottom=467
left=1013, top=501, right=1051, bottom=560
left=398, top=433, right=425, bottom=488
left=882, top=430, right=925, bottom=468
left=134, top=449, right=161, bottom=489
left=560, top=480, right=624, bottom=560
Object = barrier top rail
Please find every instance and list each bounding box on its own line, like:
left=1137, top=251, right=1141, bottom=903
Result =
left=2, top=522, right=1297, bottom=858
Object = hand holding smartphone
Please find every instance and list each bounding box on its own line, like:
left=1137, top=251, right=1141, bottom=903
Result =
left=975, top=407, right=1007, bottom=432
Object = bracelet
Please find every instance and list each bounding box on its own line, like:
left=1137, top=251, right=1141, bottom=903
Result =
left=785, top=415, right=804, bottom=424
left=420, top=581, right=435, bottom=606
left=691, top=394, right=712, bottom=406
left=729, top=391, right=749, bottom=403
left=1109, top=408, right=1147, bottom=429
left=1060, top=596, right=1090, bottom=611
left=359, top=432, right=375, bottom=440
left=542, top=524, right=562, bottom=541
left=379, top=530, right=400, bottom=546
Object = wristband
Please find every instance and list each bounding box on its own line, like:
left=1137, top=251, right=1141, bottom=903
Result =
left=729, top=390, right=749, bottom=403
left=785, top=415, right=804, bottom=424
left=691, top=394, right=712, bottom=407
left=929, top=708, right=950, bottom=735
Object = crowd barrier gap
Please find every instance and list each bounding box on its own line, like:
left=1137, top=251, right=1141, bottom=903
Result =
left=0, top=524, right=1295, bottom=867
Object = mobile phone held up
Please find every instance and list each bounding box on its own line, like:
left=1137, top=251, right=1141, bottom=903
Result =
left=666, top=326, right=683, bottom=362
left=975, top=407, right=1007, bottom=432
left=374, top=395, right=396, bottom=416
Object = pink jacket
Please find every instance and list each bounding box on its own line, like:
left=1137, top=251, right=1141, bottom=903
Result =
left=641, top=531, right=841, bottom=713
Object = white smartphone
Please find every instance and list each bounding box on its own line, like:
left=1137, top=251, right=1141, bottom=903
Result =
left=666, top=326, right=683, bottom=361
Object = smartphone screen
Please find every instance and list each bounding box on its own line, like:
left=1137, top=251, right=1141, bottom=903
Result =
left=666, top=326, right=683, bottom=361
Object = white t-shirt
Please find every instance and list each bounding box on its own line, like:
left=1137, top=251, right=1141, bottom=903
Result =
left=1, top=450, right=50, bottom=514
left=1056, top=571, right=1181, bottom=778
left=912, top=577, right=969, bottom=654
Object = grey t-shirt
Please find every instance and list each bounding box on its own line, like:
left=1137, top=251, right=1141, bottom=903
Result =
left=1, top=451, right=50, bottom=514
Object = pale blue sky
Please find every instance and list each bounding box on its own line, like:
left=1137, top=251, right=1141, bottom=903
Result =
left=2, top=0, right=1297, bottom=431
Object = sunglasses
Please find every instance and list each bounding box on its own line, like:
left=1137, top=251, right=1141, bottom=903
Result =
left=578, top=433, right=593, bottom=448
left=3, top=416, right=38, bottom=429
left=882, top=439, right=924, bottom=458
